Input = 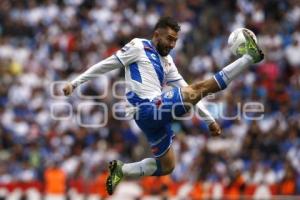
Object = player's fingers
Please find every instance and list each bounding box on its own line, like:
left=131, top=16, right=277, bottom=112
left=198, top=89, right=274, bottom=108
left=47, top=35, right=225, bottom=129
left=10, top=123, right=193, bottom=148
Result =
left=216, top=129, right=221, bottom=136
left=209, top=122, right=221, bottom=136
left=63, top=87, right=70, bottom=96
left=212, top=129, right=221, bottom=136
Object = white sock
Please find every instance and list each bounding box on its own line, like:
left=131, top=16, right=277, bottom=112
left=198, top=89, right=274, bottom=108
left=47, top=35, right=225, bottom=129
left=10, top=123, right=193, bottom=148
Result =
left=122, top=158, right=158, bottom=178
left=214, top=55, right=253, bottom=89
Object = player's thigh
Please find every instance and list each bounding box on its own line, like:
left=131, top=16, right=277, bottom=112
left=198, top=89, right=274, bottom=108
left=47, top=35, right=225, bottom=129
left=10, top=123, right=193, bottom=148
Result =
left=157, top=146, right=176, bottom=175
left=181, top=77, right=220, bottom=105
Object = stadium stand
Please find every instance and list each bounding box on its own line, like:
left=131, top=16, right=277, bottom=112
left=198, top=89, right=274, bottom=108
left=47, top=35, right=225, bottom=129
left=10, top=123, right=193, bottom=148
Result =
left=0, top=0, right=300, bottom=199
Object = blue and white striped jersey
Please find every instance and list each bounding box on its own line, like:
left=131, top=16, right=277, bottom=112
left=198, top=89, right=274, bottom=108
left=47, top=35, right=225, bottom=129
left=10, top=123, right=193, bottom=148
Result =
left=115, top=38, right=183, bottom=100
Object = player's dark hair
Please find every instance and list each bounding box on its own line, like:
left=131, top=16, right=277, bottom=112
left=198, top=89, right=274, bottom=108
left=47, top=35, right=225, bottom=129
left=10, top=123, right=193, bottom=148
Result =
left=154, top=16, right=181, bottom=32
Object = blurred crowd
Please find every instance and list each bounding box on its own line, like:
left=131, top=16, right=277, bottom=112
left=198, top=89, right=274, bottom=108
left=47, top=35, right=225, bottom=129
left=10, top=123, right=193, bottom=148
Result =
left=0, top=0, right=300, bottom=199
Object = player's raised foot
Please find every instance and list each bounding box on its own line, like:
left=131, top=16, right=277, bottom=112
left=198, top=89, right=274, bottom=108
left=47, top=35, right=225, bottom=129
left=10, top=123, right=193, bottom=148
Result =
left=106, top=160, right=124, bottom=195
left=238, top=30, right=264, bottom=63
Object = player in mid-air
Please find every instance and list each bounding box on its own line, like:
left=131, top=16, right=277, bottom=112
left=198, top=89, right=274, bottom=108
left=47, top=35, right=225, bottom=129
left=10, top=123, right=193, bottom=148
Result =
left=62, top=17, right=263, bottom=195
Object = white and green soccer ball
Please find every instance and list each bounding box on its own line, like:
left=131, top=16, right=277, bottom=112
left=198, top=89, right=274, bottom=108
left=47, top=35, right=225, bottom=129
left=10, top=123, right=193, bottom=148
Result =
left=228, top=28, right=257, bottom=56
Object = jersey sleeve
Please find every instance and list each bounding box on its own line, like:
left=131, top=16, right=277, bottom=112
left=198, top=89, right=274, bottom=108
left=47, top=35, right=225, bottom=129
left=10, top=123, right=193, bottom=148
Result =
left=71, top=39, right=141, bottom=88
left=165, top=57, right=184, bottom=84
left=71, top=54, right=122, bottom=88
left=114, top=39, right=141, bottom=67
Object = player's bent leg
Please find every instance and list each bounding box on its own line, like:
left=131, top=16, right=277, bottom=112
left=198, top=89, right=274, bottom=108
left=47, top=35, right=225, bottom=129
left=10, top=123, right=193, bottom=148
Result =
left=155, top=146, right=176, bottom=175
left=106, top=147, right=175, bottom=195
left=120, top=147, right=175, bottom=178
left=105, top=126, right=176, bottom=196
left=181, top=54, right=255, bottom=105
left=181, top=30, right=264, bottom=106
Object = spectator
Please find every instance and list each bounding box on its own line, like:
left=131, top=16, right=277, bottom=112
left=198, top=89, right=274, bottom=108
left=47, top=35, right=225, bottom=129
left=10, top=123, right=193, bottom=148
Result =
left=44, top=162, right=66, bottom=200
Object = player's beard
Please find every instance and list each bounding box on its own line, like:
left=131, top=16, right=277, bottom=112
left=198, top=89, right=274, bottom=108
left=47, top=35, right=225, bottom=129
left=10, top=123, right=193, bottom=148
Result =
left=156, top=41, right=171, bottom=57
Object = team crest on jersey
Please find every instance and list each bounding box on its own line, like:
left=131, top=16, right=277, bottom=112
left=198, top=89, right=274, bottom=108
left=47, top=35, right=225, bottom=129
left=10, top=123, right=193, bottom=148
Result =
left=151, top=53, right=157, bottom=60
left=164, top=90, right=174, bottom=99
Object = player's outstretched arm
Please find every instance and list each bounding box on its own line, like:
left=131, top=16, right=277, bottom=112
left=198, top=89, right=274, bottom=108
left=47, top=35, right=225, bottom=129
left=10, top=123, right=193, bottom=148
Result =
left=62, top=39, right=141, bottom=96
left=62, top=55, right=123, bottom=96
left=62, top=82, right=74, bottom=96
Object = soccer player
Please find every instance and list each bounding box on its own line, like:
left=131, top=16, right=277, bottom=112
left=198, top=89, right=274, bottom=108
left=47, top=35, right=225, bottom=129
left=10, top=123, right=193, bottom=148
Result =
left=62, top=17, right=263, bottom=195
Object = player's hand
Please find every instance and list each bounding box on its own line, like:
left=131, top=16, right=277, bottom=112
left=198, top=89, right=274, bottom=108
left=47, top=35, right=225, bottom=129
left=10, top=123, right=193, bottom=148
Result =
left=62, top=82, right=74, bottom=96
left=208, top=122, right=221, bottom=136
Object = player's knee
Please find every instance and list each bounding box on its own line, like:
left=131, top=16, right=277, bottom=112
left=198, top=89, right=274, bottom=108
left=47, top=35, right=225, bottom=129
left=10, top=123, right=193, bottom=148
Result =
left=181, top=86, right=204, bottom=104
left=165, top=163, right=175, bottom=174
left=161, top=159, right=175, bottom=175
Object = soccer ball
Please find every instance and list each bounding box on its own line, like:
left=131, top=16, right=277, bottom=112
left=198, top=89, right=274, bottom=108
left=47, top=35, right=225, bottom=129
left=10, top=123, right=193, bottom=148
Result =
left=228, top=28, right=257, bottom=56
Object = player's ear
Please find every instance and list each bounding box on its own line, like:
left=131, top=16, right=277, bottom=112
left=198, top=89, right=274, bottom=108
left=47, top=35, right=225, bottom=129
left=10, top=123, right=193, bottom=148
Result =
left=153, top=30, right=160, bottom=38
